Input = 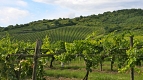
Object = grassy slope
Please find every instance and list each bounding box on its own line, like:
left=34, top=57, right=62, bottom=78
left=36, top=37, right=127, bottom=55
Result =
left=9, top=26, right=97, bottom=43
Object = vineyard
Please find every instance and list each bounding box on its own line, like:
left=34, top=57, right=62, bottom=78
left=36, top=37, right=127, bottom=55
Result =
left=6, top=26, right=96, bottom=43
left=1, top=9, right=143, bottom=80
left=1, top=31, right=143, bottom=80
left=45, top=26, right=96, bottom=43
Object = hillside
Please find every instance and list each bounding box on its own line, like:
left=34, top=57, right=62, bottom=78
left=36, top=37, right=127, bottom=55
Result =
left=0, top=8, right=143, bottom=43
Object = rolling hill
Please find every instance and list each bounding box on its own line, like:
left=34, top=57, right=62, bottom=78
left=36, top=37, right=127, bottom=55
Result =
left=0, top=8, right=143, bottom=43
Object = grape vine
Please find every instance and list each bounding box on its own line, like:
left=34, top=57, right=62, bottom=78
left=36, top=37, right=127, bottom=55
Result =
left=1, top=32, right=143, bottom=80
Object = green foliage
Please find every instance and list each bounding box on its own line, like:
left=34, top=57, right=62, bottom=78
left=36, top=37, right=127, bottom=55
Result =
left=0, top=34, right=32, bottom=79
left=42, top=35, right=50, bottom=49
left=0, top=34, right=46, bottom=80
left=119, top=38, right=143, bottom=73
left=1, top=31, right=143, bottom=80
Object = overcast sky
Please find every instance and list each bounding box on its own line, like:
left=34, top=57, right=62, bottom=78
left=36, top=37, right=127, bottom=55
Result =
left=0, top=0, right=143, bottom=27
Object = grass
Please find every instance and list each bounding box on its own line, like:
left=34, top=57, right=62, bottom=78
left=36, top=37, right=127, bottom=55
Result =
left=44, top=59, right=143, bottom=80
left=45, top=69, right=84, bottom=79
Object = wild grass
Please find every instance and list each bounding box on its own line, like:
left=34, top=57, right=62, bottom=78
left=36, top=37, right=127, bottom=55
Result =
left=44, top=58, right=143, bottom=80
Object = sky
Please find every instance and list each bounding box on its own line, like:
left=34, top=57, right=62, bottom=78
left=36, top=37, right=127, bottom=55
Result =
left=0, top=0, right=143, bottom=27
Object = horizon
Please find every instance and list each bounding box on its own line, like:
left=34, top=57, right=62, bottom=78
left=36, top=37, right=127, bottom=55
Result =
left=0, top=0, right=143, bottom=27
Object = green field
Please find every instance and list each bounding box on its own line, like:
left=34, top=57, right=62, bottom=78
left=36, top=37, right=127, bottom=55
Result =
left=44, top=58, right=143, bottom=80
left=8, top=26, right=96, bottom=43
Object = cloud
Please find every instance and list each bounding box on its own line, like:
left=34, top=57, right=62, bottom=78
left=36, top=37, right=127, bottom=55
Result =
left=0, top=0, right=29, bottom=26
left=66, top=13, right=75, bottom=18
left=1, top=0, right=28, bottom=7
left=1, top=0, right=143, bottom=27
left=16, top=0, right=28, bottom=7
left=33, top=0, right=143, bottom=14
left=31, top=0, right=143, bottom=24
left=46, top=12, right=76, bottom=19
left=0, top=7, right=29, bottom=27
left=32, top=0, right=142, bottom=5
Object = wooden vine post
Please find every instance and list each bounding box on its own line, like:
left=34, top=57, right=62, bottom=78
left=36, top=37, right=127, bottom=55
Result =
left=32, top=40, right=42, bottom=80
left=8, top=40, right=53, bottom=80
left=130, top=36, right=134, bottom=80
